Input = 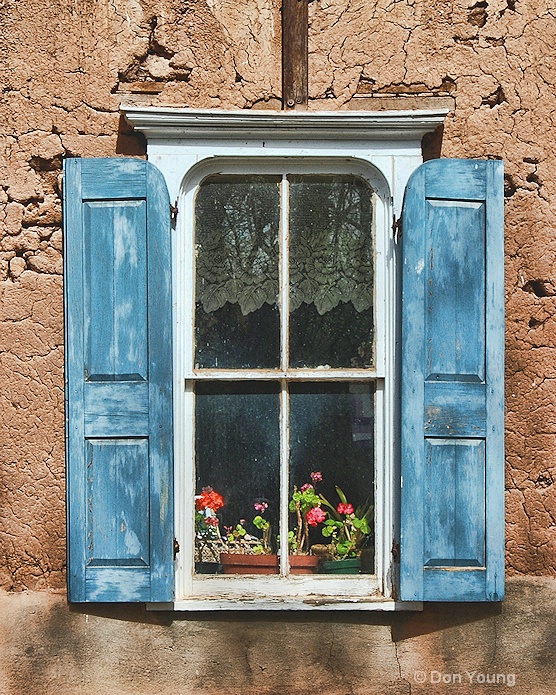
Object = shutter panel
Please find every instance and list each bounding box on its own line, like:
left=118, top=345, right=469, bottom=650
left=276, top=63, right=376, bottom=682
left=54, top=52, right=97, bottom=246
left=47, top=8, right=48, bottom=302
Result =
left=64, top=158, right=174, bottom=602
left=400, top=159, right=504, bottom=601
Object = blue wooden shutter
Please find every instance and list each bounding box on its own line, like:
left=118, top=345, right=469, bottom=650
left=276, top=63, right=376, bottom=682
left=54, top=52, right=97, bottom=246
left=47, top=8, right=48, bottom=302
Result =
left=400, top=159, right=504, bottom=601
left=64, top=158, right=174, bottom=602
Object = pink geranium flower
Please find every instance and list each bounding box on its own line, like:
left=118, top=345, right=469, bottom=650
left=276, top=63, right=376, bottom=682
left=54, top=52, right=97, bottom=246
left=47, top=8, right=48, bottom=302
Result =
left=311, top=471, right=323, bottom=483
left=306, top=507, right=326, bottom=527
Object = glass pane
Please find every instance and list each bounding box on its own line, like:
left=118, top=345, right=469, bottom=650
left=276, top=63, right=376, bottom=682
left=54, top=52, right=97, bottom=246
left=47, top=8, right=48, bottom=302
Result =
left=289, top=382, right=375, bottom=574
left=195, top=382, right=280, bottom=574
left=195, top=175, right=280, bottom=369
left=289, top=175, right=374, bottom=368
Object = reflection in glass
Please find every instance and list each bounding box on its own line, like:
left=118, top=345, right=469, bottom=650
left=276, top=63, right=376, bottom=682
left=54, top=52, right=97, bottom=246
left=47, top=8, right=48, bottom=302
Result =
left=195, top=382, right=280, bottom=573
left=289, top=175, right=375, bottom=368
left=289, top=382, right=375, bottom=573
left=195, top=176, right=280, bottom=369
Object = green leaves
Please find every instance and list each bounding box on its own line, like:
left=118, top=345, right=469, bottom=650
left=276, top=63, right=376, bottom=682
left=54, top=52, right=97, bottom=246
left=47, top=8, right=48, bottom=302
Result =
left=352, top=516, right=370, bottom=535
left=317, top=486, right=374, bottom=560
left=253, top=515, right=270, bottom=532
left=231, top=523, right=246, bottom=539
left=289, top=486, right=321, bottom=515
left=321, top=519, right=342, bottom=538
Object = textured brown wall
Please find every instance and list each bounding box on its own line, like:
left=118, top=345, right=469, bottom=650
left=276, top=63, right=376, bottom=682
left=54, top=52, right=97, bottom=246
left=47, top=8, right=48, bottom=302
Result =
left=1, top=0, right=555, bottom=591
left=1, top=577, right=555, bottom=694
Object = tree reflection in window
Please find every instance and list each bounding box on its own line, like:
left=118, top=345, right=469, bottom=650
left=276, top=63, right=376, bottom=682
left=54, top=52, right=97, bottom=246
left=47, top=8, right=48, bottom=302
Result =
left=195, top=175, right=280, bottom=369
left=289, top=175, right=374, bottom=368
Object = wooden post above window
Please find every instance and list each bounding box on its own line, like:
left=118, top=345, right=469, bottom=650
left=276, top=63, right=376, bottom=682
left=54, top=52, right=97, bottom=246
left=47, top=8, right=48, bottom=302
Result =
left=282, top=0, right=308, bottom=109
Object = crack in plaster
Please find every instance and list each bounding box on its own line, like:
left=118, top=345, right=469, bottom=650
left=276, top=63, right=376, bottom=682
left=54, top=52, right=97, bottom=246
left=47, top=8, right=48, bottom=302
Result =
left=394, top=639, right=412, bottom=694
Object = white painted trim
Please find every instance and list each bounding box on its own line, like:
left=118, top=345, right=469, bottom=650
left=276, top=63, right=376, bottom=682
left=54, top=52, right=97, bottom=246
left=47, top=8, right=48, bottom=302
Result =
left=183, top=574, right=382, bottom=599
left=148, top=599, right=423, bottom=612
left=279, top=175, right=290, bottom=577
left=122, top=106, right=447, bottom=141
left=185, top=370, right=381, bottom=380
left=173, top=158, right=392, bottom=605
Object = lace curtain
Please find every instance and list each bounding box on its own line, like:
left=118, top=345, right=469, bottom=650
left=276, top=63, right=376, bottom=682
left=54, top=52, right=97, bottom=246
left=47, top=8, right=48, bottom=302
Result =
left=289, top=176, right=373, bottom=315
left=195, top=175, right=374, bottom=317
left=195, top=176, right=279, bottom=316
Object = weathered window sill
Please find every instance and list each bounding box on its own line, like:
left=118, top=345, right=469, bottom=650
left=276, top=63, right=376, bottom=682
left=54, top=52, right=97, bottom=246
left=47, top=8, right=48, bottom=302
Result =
left=147, top=597, right=424, bottom=612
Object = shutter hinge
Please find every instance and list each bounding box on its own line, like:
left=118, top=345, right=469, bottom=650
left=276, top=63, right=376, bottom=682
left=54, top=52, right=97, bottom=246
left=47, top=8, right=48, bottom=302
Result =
left=173, top=538, right=180, bottom=559
left=170, top=200, right=178, bottom=229
left=391, top=540, right=400, bottom=562
left=392, top=215, right=402, bottom=241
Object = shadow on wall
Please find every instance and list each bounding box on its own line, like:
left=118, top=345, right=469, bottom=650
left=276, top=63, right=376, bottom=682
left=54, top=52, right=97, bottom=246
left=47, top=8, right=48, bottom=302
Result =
left=422, top=125, right=444, bottom=161
left=115, top=115, right=147, bottom=156
left=8, top=580, right=555, bottom=694
left=70, top=599, right=501, bottom=639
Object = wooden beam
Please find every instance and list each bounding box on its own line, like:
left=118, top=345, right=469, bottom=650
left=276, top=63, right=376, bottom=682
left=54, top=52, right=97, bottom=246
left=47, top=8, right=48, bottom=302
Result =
left=282, top=0, right=308, bottom=109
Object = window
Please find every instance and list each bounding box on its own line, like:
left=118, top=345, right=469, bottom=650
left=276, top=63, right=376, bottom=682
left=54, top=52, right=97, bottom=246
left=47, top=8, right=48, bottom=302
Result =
left=64, top=109, right=505, bottom=608
left=180, top=164, right=388, bottom=602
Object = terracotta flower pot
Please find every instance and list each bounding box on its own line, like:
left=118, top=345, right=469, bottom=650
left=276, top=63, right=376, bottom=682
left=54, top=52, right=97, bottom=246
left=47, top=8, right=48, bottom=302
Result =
left=289, top=554, right=320, bottom=574
left=220, top=553, right=279, bottom=574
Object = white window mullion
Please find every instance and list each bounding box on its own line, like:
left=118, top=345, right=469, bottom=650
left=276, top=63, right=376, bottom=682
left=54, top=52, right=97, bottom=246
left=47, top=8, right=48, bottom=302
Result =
left=280, top=174, right=290, bottom=371
left=279, top=174, right=290, bottom=575
left=280, top=380, right=290, bottom=575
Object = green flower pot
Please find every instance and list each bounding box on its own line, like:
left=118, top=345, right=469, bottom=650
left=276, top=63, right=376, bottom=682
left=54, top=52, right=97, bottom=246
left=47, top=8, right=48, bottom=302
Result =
left=319, top=557, right=361, bottom=574
left=195, top=561, right=222, bottom=574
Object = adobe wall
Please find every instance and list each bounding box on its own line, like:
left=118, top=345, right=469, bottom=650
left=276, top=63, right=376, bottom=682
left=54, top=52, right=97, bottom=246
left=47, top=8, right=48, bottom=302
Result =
left=0, top=1, right=555, bottom=689
left=1, top=577, right=556, bottom=694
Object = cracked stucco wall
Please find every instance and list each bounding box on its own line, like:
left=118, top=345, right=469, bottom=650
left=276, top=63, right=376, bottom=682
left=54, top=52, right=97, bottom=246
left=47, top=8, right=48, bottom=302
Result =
left=1, top=0, right=555, bottom=592
left=1, top=577, right=556, bottom=694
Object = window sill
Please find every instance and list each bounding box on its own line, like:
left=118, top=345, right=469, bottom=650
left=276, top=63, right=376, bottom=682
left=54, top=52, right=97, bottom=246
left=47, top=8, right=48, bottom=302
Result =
left=147, top=598, right=424, bottom=612
left=156, top=575, right=424, bottom=611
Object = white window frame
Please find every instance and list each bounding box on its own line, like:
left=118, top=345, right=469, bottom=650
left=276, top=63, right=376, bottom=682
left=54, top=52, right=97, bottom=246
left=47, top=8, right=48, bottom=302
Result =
left=122, top=107, right=447, bottom=610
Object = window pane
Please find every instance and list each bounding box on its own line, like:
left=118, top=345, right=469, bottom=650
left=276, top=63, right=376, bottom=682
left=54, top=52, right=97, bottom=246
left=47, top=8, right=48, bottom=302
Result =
left=289, top=175, right=374, bottom=368
left=195, top=382, right=280, bottom=573
left=195, top=176, right=280, bottom=368
left=289, top=382, right=375, bottom=573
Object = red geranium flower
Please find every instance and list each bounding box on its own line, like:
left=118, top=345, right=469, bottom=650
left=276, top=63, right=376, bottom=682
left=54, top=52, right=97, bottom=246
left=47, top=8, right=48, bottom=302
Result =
left=337, top=503, right=354, bottom=515
left=196, top=486, right=225, bottom=512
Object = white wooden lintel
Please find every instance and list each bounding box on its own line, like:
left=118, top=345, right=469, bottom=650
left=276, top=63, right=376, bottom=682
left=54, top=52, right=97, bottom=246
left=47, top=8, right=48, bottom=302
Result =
left=122, top=106, right=448, bottom=141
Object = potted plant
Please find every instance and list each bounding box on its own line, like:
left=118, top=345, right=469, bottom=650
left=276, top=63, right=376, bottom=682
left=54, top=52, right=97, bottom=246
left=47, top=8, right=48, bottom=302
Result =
left=288, top=472, right=326, bottom=573
left=220, top=501, right=279, bottom=574
left=318, top=485, right=373, bottom=574
left=194, top=486, right=227, bottom=573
